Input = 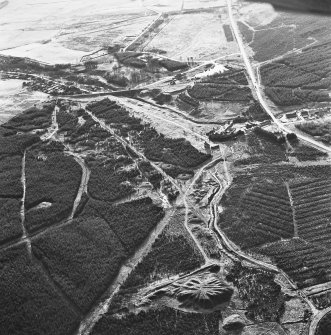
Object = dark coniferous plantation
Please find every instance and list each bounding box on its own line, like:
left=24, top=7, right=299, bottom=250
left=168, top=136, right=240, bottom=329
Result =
left=0, top=3, right=330, bottom=335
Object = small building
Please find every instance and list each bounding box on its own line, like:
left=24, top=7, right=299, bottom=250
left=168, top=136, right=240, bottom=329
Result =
left=301, top=110, right=309, bottom=118
left=286, top=112, right=298, bottom=121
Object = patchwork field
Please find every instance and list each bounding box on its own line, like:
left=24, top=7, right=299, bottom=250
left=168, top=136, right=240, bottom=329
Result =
left=0, top=79, right=48, bottom=124
left=1, top=1, right=331, bottom=334
left=0, top=0, right=155, bottom=63
left=145, top=11, right=239, bottom=61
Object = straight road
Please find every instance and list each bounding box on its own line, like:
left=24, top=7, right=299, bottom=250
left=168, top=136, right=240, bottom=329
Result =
left=226, top=0, right=329, bottom=331
left=226, top=0, right=331, bottom=154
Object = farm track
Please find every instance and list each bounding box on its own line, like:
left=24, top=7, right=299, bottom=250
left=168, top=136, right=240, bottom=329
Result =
left=75, top=107, right=226, bottom=334
left=0, top=103, right=85, bottom=251
left=70, top=7, right=330, bottom=333
left=84, top=108, right=182, bottom=192
left=7, top=124, right=85, bottom=319
left=114, top=97, right=208, bottom=142
left=123, top=13, right=164, bottom=52
left=136, top=97, right=227, bottom=125
left=2, top=4, right=330, bottom=335
left=67, top=153, right=90, bottom=220
left=20, top=150, right=31, bottom=256
left=59, top=17, right=331, bottom=331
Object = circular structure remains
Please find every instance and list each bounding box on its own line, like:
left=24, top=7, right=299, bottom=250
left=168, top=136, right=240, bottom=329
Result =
left=171, top=273, right=234, bottom=311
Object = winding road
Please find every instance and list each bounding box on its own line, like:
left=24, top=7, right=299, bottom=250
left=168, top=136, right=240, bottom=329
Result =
left=20, top=150, right=31, bottom=256
left=66, top=152, right=90, bottom=220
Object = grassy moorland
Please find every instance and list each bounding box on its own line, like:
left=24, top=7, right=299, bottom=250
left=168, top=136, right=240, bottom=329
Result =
left=233, top=132, right=288, bottom=166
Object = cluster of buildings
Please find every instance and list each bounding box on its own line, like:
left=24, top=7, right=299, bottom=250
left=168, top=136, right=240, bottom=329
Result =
left=280, top=108, right=330, bottom=123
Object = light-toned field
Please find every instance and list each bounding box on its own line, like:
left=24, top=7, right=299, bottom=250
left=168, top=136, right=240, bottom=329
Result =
left=0, top=79, right=48, bottom=124
left=57, top=14, right=156, bottom=52
left=145, top=11, right=239, bottom=61
left=183, top=0, right=226, bottom=9
left=117, top=96, right=211, bottom=151
left=0, top=0, right=238, bottom=64
left=143, top=0, right=226, bottom=12
left=0, top=42, right=87, bottom=64
left=238, top=2, right=278, bottom=27
left=197, top=101, right=249, bottom=122
left=0, top=0, right=152, bottom=63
